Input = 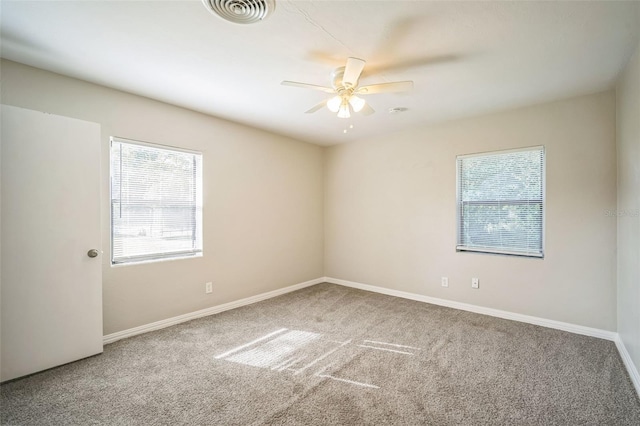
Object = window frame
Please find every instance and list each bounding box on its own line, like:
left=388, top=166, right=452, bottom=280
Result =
left=109, top=136, right=203, bottom=266
left=455, top=145, right=545, bottom=258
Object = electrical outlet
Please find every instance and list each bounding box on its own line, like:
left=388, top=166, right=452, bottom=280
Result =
left=205, top=282, right=213, bottom=294
left=441, top=277, right=449, bottom=287
left=471, top=278, right=479, bottom=289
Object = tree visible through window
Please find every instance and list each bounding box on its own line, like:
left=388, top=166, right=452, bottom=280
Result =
left=456, top=146, right=544, bottom=258
left=110, top=137, right=203, bottom=265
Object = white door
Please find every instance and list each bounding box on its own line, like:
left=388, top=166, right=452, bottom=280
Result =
left=1, top=105, right=103, bottom=382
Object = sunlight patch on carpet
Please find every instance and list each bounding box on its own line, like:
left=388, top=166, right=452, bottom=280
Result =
left=215, top=328, right=421, bottom=389
left=223, top=330, right=320, bottom=369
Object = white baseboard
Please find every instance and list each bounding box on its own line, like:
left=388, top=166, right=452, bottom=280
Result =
left=103, top=277, right=324, bottom=344
left=615, top=335, right=640, bottom=396
left=324, top=277, right=618, bottom=341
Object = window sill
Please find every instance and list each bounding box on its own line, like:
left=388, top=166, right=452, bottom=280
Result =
left=110, top=252, right=203, bottom=267
left=456, top=247, right=544, bottom=259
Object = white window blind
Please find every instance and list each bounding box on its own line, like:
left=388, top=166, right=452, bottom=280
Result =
left=456, top=146, right=544, bottom=258
left=110, top=137, right=203, bottom=265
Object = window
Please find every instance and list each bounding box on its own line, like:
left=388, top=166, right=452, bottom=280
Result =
left=110, top=137, right=203, bottom=265
left=456, top=146, right=544, bottom=258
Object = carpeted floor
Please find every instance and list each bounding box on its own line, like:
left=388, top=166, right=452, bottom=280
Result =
left=1, top=283, right=639, bottom=425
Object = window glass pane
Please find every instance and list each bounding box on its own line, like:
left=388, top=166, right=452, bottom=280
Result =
left=457, top=147, right=544, bottom=257
left=110, top=138, right=203, bottom=264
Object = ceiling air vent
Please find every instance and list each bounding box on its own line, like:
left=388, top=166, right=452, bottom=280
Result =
left=202, top=0, right=275, bottom=24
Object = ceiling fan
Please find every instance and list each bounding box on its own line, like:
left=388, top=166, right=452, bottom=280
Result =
left=281, top=57, right=413, bottom=119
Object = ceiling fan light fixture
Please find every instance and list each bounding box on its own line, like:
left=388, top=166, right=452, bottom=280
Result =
left=327, top=95, right=342, bottom=113
left=337, top=103, right=351, bottom=119
left=349, top=95, right=366, bottom=113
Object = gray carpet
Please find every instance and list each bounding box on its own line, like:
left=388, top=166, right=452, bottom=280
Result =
left=1, top=283, right=639, bottom=425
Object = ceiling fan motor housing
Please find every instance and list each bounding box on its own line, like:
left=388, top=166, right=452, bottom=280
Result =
left=202, top=0, right=275, bottom=24
left=332, top=66, right=359, bottom=92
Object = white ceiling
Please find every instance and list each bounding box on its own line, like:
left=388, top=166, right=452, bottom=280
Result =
left=2, top=0, right=639, bottom=146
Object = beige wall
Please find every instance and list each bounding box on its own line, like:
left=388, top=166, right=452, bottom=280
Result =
left=616, top=41, right=640, bottom=375
left=1, top=59, right=324, bottom=335
left=0, top=58, right=625, bottom=338
left=325, top=91, right=617, bottom=331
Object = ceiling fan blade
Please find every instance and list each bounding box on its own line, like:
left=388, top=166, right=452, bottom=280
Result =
left=305, top=100, right=327, bottom=114
left=360, top=103, right=375, bottom=116
left=356, top=81, right=413, bottom=95
left=342, top=57, right=366, bottom=87
left=281, top=81, right=335, bottom=94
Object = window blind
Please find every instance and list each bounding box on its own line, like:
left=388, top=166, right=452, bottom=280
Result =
left=110, top=138, right=203, bottom=264
left=457, top=146, right=544, bottom=258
